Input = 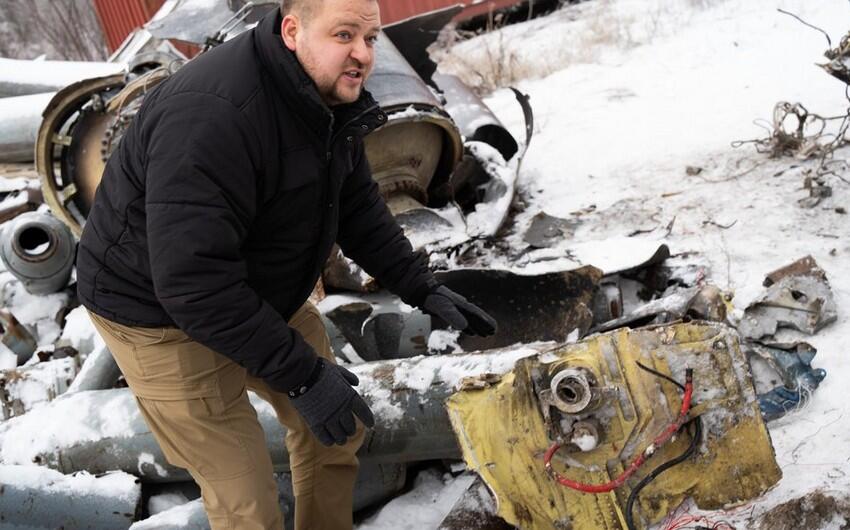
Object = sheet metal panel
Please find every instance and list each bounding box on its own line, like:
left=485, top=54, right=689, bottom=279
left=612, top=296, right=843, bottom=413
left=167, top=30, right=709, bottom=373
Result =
left=93, top=0, right=163, bottom=51
left=378, top=0, right=523, bottom=25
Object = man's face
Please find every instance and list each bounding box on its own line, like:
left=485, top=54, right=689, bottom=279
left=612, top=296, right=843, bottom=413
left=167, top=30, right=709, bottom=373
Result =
left=281, top=0, right=381, bottom=106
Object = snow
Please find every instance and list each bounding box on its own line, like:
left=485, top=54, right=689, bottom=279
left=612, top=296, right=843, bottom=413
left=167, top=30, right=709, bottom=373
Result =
left=2, top=0, right=850, bottom=528
left=0, top=389, right=145, bottom=465
left=58, top=305, right=102, bottom=358
left=427, top=329, right=463, bottom=354
left=357, top=470, right=476, bottom=530
left=0, top=58, right=123, bottom=91
left=433, top=0, right=850, bottom=526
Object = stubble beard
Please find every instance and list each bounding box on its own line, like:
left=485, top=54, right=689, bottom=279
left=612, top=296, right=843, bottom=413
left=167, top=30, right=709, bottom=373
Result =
left=296, top=47, right=362, bottom=107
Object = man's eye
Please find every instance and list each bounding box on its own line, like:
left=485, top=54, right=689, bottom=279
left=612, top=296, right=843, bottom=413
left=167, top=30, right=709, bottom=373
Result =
left=336, top=31, right=352, bottom=40
left=367, top=35, right=379, bottom=45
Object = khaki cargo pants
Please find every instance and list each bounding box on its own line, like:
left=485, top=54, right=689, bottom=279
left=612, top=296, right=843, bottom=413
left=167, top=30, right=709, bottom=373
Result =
left=88, top=303, right=364, bottom=530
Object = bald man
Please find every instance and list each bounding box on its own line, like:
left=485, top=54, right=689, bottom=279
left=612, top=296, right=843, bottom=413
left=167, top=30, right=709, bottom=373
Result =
left=77, top=0, right=496, bottom=528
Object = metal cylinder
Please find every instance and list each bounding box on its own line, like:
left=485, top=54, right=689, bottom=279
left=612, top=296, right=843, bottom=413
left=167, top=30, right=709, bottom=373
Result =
left=0, top=58, right=125, bottom=98
left=0, top=465, right=141, bottom=529
left=0, top=92, right=55, bottom=163
left=0, top=211, right=76, bottom=295
left=0, top=347, right=547, bottom=482
left=432, top=71, right=518, bottom=161
left=365, top=34, right=463, bottom=213
left=549, top=368, right=595, bottom=414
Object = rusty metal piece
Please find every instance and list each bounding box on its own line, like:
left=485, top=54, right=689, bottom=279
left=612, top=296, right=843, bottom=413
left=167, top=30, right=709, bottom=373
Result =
left=0, top=179, right=44, bottom=224
left=739, top=259, right=837, bottom=340
left=591, top=285, right=703, bottom=334
left=322, top=246, right=380, bottom=293
left=763, top=255, right=827, bottom=287
left=0, top=211, right=76, bottom=295
left=437, top=475, right=514, bottom=530
left=685, top=284, right=728, bottom=322
left=434, top=266, right=603, bottom=351
left=0, top=308, right=37, bottom=365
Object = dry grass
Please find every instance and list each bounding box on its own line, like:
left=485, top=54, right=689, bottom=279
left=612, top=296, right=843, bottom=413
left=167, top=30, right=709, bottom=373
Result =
left=432, top=0, right=729, bottom=94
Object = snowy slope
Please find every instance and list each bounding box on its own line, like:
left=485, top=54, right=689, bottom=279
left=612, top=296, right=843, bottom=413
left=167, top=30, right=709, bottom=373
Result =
left=2, top=0, right=849, bottom=528
left=363, top=0, right=849, bottom=528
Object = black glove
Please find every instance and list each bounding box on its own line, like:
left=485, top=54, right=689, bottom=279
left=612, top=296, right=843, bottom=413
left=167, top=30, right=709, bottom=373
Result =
left=422, top=285, right=497, bottom=337
left=288, top=358, right=375, bottom=446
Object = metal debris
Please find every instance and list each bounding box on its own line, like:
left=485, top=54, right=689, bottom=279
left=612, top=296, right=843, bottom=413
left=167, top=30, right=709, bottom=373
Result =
left=437, top=475, right=514, bottom=530
left=0, top=211, right=76, bottom=295
left=0, top=344, right=553, bottom=482
left=66, top=342, right=121, bottom=394
left=523, top=211, right=580, bottom=249
left=448, top=322, right=781, bottom=530
left=322, top=293, right=431, bottom=362
left=748, top=341, right=827, bottom=422
left=435, top=266, right=602, bottom=351
left=738, top=257, right=838, bottom=340
left=0, top=466, right=141, bottom=530
left=0, top=308, right=37, bottom=365
left=0, top=357, right=79, bottom=420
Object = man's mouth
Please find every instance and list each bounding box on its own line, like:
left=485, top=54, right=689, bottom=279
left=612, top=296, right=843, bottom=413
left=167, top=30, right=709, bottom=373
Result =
left=343, top=70, right=363, bottom=80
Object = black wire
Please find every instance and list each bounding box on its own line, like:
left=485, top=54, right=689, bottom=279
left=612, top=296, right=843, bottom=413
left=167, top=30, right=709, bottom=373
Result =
left=635, top=361, right=686, bottom=391
left=624, top=416, right=703, bottom=530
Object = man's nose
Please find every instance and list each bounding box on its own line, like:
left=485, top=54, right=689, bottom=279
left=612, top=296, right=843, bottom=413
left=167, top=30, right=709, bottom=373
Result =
left=350, top=38, right=372, bottom=66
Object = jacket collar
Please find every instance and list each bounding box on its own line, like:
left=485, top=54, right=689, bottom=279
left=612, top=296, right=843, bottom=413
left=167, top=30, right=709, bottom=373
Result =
left=253, top=9, right=386, bottom=143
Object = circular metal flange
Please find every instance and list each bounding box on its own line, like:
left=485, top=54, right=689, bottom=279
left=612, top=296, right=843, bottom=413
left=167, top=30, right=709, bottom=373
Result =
left=549, top=368, right=594, bottom=414
left=36, top=73, right=126, bottom=237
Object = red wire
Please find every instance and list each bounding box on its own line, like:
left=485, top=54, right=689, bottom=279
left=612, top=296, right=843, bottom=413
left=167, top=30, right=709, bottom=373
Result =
left=543, top=371, right=694, bottom=494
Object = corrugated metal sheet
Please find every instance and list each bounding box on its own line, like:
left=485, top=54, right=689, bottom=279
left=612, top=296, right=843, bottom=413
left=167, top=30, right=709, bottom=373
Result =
left=378, top=0, right=523, bottom=25
left=93, top=0, right=163, bottom=51
left=94, top=0, right=200, bottom=57
left=94, top=0, right=525, bottom=54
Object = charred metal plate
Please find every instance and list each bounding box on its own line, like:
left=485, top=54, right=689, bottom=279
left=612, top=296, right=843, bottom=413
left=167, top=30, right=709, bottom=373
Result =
left=434, top=265, right=602, bottom=351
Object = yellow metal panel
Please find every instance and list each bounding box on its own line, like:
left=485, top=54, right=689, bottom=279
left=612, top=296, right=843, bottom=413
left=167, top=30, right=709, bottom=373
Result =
left=447, top=322, right=781, bottom=530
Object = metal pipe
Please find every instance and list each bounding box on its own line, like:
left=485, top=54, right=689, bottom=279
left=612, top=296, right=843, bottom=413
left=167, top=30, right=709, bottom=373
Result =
left=0, top=346, right=548, bottom=482
left=0, top=465, right=141, bottom=529
left=130, top=463, right=406, bottom=529
left=0, top=211, right=76, bottom=295
left=0, top=92, right=54, bottom=163
left=66, top=342, right=121, bottom=393
left=0, top=58, right=125, bottom=98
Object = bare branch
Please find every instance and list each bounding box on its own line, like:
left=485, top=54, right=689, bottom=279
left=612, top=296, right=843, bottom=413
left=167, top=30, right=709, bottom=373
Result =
left=777, top=8, right=832, bottom=48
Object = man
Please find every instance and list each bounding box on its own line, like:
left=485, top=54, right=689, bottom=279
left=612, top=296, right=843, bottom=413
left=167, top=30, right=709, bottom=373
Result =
left=76, top=0, right=496, bottom=528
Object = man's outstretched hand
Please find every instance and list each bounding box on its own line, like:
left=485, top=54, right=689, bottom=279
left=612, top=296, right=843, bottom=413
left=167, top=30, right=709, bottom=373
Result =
left=422, top=285, right=497, bottom=337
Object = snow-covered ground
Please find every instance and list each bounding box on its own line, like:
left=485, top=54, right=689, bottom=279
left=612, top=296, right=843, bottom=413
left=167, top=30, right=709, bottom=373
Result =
left=1, top=0, right=849, bottom=528
left=365, top=0, right=850, bottom=528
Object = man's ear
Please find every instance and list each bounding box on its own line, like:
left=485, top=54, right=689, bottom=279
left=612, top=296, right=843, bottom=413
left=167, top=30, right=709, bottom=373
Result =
left=281, top=14, right=299, bottom=51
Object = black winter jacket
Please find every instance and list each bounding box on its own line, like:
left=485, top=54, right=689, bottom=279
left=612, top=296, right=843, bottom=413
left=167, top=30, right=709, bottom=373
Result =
left=77, top=10, right=434, bottom=393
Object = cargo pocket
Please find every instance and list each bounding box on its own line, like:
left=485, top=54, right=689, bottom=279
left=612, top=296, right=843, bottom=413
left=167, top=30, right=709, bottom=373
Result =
left=139, top=389, right=257, bottom=482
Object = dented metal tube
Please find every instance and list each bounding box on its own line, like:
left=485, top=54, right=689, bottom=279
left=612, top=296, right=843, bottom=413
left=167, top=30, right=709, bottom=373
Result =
left=1, top=347, right=544, bottom=482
